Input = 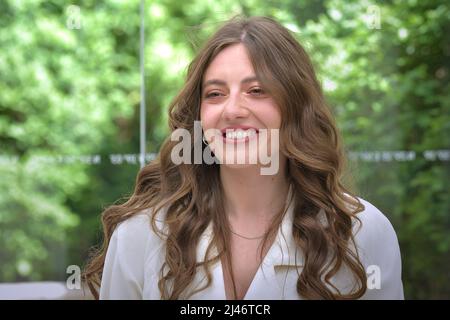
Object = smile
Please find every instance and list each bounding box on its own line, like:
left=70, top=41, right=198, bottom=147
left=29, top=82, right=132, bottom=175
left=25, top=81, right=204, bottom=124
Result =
left=222, top=129, right=259, bottom=143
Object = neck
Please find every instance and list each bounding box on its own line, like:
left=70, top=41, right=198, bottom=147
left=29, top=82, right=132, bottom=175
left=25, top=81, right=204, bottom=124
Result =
left=219, top=158, right=290, bottom=223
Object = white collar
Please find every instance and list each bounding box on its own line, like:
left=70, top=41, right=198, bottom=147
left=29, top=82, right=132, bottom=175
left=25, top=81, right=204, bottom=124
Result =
left=196, top=184, right=305, bottom=268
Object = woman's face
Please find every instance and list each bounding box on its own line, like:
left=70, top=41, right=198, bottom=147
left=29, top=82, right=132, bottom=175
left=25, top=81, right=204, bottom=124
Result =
left=200, top=43, right=281, bottom=171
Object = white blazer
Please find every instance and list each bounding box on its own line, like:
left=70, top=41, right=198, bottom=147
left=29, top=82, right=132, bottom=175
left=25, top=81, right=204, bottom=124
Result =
left=99, top=187, right=404, bottom=300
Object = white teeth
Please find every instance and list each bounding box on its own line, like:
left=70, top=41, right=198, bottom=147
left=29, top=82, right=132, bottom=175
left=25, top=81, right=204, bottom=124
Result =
left=225, top=129, right=257, bottom=139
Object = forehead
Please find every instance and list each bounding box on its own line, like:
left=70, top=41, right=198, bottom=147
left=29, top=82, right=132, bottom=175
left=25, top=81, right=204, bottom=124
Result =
left=203, top=43, right=255, bottom=81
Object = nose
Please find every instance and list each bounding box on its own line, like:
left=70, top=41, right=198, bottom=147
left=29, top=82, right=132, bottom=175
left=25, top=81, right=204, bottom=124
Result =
left=222, top=89, right=249, bottom=121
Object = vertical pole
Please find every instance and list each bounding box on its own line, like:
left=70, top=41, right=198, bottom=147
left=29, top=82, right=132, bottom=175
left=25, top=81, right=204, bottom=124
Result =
left=139, top=0, right=146, bottom=168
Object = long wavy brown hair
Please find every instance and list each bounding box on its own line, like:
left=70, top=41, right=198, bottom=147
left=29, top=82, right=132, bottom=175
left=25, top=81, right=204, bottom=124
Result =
left=83, top=15, right=367, bottom=300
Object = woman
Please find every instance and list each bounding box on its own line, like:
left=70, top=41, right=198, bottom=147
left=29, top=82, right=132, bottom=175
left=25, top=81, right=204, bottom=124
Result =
left=83, top=16, right=404, bottom=300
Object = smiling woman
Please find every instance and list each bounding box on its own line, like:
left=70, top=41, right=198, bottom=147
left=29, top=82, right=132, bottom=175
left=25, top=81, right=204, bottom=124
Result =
left=83, top=15, right=404, bottom=300
left=200, top=44, right=281, bottom=176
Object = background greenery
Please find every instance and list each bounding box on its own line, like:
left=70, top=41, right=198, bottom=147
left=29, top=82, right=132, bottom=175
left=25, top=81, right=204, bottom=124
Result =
left=0, top=0, right=448, bottom=299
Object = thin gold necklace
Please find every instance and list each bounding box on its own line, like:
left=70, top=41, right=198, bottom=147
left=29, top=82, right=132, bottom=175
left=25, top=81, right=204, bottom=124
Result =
left=229, top=228, right=265, bottom=240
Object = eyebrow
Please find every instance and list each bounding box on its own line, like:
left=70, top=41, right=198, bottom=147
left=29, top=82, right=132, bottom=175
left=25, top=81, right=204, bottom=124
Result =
left=202, top=76, right=259, bottom=89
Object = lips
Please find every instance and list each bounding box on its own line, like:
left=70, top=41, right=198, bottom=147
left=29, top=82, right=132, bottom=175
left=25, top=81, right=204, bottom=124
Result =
left=220, top=126, right=260, bottom=136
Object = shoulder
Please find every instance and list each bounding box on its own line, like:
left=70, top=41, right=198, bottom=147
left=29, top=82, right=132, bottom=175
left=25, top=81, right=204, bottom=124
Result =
left=111, top=207, right=167, bottom=261
left=350, top=196, right=397, bottom=243
left=345, top=195, right=401, bottom=266
left=345, top=195, right=404, bottom=299
left=100, top=208, right=167, bottom=299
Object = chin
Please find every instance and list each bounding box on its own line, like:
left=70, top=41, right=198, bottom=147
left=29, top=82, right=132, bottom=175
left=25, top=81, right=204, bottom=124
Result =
left=214, top=151, right=260, bottom=166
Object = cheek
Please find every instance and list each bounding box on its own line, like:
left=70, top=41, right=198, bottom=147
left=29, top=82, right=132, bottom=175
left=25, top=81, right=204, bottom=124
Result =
left=256, top=102, right=282, bottom=129
left=200, top=104, right=221, bottom=129
left=270, top=109, right=282, bottom=128
left=200, top=104, right=211, bottom=127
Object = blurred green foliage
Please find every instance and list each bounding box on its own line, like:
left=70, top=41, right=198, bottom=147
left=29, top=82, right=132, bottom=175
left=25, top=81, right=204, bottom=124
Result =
left=0, top=0, right=448, bottom=298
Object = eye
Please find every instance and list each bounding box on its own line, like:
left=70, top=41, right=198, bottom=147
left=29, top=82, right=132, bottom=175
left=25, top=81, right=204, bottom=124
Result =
left=248, top=87, right=266, bottom=96
left=205, top=91, right=224, bottom=99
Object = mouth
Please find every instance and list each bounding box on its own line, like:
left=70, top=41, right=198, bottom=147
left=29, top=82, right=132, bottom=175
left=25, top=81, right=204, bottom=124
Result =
left=221, top=128, right=259, bottom=144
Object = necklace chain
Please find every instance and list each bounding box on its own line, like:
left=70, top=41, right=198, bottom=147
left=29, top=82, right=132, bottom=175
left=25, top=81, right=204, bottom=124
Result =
left=227, top=185, right=293, bottom=241
left=229, top=228, right=265, bottom=240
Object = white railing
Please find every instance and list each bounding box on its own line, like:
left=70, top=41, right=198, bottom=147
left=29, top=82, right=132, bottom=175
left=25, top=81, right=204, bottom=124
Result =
left=0, top=282, right=94, bottom=300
